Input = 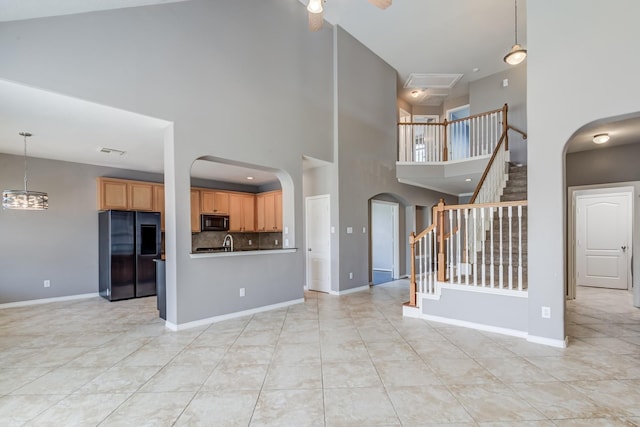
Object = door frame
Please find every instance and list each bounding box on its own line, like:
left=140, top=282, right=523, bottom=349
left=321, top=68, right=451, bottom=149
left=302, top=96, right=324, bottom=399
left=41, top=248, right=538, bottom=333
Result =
left=568, top=184, right=634, bottom=299
left=370, top=199, right=400, bottom=284
left=305, top=194, right=331, bottom=292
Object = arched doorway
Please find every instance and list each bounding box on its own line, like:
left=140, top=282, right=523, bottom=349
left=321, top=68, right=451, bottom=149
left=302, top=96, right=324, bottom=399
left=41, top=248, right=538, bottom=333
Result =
left=563, top=111, right=640, bottom=341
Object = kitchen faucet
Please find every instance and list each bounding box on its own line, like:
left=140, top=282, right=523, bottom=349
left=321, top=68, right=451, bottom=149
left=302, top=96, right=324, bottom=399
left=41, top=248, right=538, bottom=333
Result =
left=223, top=233, right=234, bottom=252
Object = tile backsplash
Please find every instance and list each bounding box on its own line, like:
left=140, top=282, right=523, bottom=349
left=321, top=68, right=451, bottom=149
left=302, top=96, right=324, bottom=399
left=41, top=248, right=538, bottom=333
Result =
left=192, top=231, right=283, bottom=252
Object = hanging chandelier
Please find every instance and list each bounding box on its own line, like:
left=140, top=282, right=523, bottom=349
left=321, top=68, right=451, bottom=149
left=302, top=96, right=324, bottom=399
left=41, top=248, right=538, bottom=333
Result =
left=503, top=0, right=527, bottom=65
left=2, top=132, right=49, bottom=210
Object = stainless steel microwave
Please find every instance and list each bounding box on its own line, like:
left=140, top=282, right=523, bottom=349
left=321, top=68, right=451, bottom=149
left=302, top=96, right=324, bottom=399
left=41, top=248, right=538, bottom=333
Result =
left=201, top=214, right=229, bottom=231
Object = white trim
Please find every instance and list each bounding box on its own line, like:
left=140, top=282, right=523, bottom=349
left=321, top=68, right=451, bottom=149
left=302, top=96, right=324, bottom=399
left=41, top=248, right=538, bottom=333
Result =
left=420, top=313, right=528, bottom=339
left=165, top=298, right=304, bottom=331
left=0, top=293, right=99, bottom=309
left=405, top=308, right=569, bottom=348
left=396, top=154, right=491, bottom=167
left=527, top=335, right=568, bottom=348
left=402, top=304, right=422, bottom=318
left=329, top=285, right=370, bottom=296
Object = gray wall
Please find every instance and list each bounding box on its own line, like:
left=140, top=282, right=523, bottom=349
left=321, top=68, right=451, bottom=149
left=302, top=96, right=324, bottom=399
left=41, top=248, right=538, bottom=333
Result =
left=566, top=143, right=640, bottom=186
left=0, top=0, right=334, bottom=323
left=469, top=66, right=527, bottom=165
left=528, top=0, right=640, bottom=342
left=335, top=27, right=454, bottom=292
left=0, top=153, right=163, bottom=303
left=422, top=289, right=528, bottom=333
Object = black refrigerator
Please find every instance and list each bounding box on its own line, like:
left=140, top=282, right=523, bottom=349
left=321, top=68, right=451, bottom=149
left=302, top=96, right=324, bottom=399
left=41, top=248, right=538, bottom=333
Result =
left=99, top=210, right=161, bottom=301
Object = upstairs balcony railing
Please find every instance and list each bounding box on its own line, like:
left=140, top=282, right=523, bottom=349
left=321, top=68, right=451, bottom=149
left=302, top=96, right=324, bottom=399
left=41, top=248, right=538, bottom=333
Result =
left=398, top=104, right=507, bottom=163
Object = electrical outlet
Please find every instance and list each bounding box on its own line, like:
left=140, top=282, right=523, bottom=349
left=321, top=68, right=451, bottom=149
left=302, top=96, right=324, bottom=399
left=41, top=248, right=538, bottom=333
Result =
left=43, top=280, right=50, bottom=288
left=240, top=288, right=245, bottom=297
left=349, top=272, right=353, bottom=279
left=362, top=227, right=366, bottom=233
left=346, top=227, right=353, bottom=234
left=248, top=240, right=252, bottom=246
left=275, top=239, right=278, bottom=245
left=502, top=78, right=509, bottom=87
left=541, top=306, right=551, bottom=319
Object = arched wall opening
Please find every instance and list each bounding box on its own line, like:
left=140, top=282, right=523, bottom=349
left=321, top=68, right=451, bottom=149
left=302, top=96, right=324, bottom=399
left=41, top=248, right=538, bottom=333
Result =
left=563, top=111, right=640, bottom=339
left=188, top=156, right=294, bottom=253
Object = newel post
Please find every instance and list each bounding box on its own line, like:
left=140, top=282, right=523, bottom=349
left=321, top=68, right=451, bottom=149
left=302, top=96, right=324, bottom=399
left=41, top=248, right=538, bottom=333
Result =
left=503, top=103, right=509, bottom=151
left=442, top=120, right=449, bottom=162
left=435, top=199, right=446, bottom=282
left=409, top=232, right=416, bottom=306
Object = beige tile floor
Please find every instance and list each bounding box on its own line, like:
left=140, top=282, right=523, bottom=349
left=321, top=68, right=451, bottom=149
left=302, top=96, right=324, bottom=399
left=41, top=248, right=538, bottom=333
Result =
left=0, top=281, right=639, bottom=426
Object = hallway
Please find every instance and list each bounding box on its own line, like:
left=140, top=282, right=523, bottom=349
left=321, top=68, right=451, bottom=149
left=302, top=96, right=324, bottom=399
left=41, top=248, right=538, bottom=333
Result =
left=0, top=281, right=638, bottom=426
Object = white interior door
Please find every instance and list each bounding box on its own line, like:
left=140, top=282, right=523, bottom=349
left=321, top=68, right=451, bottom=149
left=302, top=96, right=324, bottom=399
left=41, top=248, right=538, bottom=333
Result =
left=371, top=200, right=399, bottom=285
left=576, top=192, right=631, bottom=289
left=306, top=195, right=331, bottom=293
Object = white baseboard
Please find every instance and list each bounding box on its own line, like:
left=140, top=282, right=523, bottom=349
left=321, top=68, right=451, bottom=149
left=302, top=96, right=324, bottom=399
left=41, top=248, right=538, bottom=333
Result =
left=0, top=293, right=99, bottom=309
left=329, top=285, right=370, bottom=296
left=165, top=298, right=305, bottom=331
left=419, top=313, right=528, bottom=339
left=402, top=304, right=422, bottom=318
left=527, top=334, right=568, bottom=348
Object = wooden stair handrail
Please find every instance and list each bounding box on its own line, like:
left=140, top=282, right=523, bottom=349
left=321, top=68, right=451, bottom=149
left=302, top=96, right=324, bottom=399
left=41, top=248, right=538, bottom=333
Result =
left=508, top=125, right=528, bottom=140
left=468, top=131, right=507, bottom=204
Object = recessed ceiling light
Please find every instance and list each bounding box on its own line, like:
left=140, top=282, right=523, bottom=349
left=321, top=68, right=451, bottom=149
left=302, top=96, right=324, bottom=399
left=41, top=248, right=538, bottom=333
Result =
left=465, top=178, right=472, bottom=182
left=593, top=133, right=610, bottom=144
left=246, top=176, right=254, bottom=180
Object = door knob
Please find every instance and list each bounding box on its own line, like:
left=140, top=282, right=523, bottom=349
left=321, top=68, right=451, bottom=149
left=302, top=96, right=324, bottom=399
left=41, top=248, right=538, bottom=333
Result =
left=308, top=248, right=312, bottom=252
left=621, top=246, right=627, bottom=251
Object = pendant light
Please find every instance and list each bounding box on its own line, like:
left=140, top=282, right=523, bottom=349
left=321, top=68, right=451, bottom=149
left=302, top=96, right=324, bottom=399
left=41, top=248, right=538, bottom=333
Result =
left=2, top=132, right=49, bottom=210
left=503, top=0, right=527, bottom=65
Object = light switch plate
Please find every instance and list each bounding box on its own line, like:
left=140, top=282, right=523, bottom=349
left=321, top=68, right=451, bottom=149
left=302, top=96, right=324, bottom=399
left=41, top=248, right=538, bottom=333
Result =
left=346, top=227, right=353, bottom=234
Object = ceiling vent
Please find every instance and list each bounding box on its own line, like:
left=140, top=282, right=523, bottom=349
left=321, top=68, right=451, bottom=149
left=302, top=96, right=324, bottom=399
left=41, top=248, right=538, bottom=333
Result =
left=99, top=147, right=126, bottom=156
left=404, top=73, right=463, bottom=89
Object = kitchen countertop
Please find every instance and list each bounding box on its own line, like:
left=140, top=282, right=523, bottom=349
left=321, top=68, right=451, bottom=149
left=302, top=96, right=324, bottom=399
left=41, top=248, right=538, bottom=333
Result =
left=190, top=248, right=297, bottom=258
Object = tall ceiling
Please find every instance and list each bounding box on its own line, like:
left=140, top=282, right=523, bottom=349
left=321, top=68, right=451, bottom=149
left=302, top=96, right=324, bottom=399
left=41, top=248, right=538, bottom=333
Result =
left=3, top=0, right=635, bottom=191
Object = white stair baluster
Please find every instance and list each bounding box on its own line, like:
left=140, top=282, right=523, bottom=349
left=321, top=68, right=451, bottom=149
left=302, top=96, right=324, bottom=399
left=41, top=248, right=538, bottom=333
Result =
left=481, top=207, right=486, bottom=287
left=508, top=205, right=513, bottom=290
left=518, top=205, right=523, bottom=291
left=499, top=206, right=504, bottom=289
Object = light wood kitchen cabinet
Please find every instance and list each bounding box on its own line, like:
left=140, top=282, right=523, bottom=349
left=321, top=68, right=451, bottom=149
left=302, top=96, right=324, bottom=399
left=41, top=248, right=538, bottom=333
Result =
left=128, top=181, right=154, bottom=211
left=98, top=177, right=158, bottom=212
left=275, top=191, right=283, bottom=231
left=256, top=190, right=282, bottom=232
left=229, top=193, right=255, bottom=232
left=98, top=178, right=128, bottom=210
left=153, top=184, right=165, bottom=231
left=200, top=190, right=229, bottom=214
left=190, top=189, right=201, bottom=232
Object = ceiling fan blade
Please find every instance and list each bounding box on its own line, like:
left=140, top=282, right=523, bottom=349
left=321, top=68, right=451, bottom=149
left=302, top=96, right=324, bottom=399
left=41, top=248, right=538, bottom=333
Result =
left=367, top=0, right=392, bottom=9
left=308, top=10, right=324, bottom=32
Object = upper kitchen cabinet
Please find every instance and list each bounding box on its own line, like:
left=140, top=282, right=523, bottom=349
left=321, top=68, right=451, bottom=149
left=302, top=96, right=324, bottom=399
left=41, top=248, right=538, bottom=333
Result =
left=200, top=190, right=229, bottom=215
left=128, top=181, right=154, bottom=211
left=256, top=190, right=282, bottom=232
left=97, top=178, right=128, bottom=210
left=190, top=189, right=201, bottom=233
left=153, top=184, right=165, bottom=231
left=229, top=193, right=255, bottom=232
left=97, top=177, right=155, bottom=211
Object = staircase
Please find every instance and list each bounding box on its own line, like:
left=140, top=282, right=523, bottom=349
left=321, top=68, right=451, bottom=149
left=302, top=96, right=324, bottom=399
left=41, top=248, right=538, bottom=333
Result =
left=474, top=164, right=528, bottom=289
